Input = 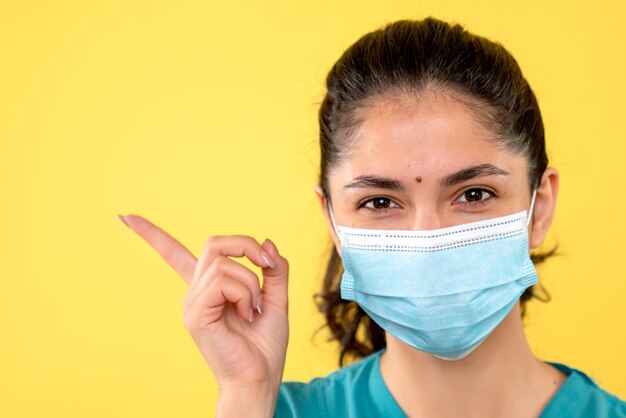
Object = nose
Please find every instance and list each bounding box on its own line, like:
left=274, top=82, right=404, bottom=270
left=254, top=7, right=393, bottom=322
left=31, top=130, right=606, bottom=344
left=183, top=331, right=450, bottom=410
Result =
left=409, top=207, right=444, bottom=231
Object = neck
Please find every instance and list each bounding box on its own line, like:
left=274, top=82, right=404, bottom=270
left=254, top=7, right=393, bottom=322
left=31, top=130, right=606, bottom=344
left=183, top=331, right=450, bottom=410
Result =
left=380, top=303, right=565, bottom=417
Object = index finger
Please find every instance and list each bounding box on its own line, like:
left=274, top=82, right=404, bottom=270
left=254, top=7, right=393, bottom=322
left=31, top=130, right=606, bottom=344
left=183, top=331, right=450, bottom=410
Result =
left=121, top=214, right=197, bottom=285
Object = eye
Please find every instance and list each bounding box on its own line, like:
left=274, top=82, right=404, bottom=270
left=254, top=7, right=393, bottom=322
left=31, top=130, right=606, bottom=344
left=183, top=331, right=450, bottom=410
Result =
left=358, top=196, right=400, bottom=213
left=454, top=188, right=495, bottom=207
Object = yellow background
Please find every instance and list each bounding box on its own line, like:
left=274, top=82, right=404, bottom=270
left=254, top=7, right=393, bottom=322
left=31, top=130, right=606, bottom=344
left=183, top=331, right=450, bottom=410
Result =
left=1, top=1, right=624, bottom=416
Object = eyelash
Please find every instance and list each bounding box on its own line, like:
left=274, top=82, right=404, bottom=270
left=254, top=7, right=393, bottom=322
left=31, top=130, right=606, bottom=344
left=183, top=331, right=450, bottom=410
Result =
left=357, top=196, right=399, bottom=214
left=357, top=187, right=496, bottom=213
left=453, top=187, right=496, bottom=207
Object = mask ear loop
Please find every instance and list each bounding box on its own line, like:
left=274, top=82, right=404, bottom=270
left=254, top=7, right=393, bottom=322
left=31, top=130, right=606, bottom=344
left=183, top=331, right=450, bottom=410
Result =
left=326, top=201, right=342, bottom=242
left=526, top=188, right=538, bottom=228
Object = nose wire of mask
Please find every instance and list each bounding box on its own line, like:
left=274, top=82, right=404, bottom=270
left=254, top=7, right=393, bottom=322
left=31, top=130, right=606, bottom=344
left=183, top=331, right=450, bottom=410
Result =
left=327, top=188, right=540, bottom=361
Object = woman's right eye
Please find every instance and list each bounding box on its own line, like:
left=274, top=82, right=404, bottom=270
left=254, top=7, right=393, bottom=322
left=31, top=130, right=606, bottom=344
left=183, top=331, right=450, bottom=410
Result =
left=358, top=197, right=400, bottom=213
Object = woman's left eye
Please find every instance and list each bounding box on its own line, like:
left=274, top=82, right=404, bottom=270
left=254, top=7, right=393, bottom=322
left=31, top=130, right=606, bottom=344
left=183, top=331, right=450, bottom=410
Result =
left=454, top=188, right=495, bottom=206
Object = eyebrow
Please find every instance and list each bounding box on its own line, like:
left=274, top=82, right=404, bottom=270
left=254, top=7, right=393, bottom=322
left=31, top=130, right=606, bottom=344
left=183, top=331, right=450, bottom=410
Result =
left=344, top=175, right=404, bottom=191
left=343, top=164, right=509, bottom=192
left=440, top=164, right=510, bottom=187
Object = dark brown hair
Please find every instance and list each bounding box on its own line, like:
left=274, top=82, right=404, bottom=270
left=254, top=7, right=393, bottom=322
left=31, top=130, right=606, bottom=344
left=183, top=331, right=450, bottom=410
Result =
left=315, top=17, right=556, bottom=366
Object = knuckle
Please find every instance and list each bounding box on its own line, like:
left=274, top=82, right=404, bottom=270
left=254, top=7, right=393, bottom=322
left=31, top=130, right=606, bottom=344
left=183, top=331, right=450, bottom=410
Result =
left=235, top=235, right=258, bottom=250
left=209, top=273, right=224, bottom=286
left=204, top=235, right=223, bottom=251
left=211, top=256, right=229, bottom=274
left=245, top=235, right=260, bottom=246
left=234, top=234, right=253, bottom=242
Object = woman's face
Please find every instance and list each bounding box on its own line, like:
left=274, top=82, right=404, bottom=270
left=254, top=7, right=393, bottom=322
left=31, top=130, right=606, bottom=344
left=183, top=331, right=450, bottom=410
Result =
left=319, top=92, right=553, bottom=252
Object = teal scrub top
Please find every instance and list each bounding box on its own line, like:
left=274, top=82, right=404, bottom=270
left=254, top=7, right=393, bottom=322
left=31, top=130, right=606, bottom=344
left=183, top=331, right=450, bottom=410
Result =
left=275, top=350, right=626, bottom=417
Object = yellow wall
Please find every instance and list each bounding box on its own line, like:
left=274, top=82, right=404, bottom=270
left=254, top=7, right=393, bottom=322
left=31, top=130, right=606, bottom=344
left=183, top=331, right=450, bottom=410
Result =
left=1, top=1, right=624, bottom=416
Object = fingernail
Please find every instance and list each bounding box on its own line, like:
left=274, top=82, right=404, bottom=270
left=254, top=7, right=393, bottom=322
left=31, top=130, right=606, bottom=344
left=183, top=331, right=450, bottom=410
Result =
left=260, top=250, right=276, bottom=269
left=256, top=295, right=263, bottom=315
left=248, top=309, right=254, bottom=323
left=118, top=214, right=130, bottom=228
left=264, top=238, right=277, bottom=252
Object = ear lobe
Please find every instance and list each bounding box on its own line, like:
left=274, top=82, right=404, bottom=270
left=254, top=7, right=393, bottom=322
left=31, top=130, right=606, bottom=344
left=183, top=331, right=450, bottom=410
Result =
left=529, top=167, right=560, bottom=249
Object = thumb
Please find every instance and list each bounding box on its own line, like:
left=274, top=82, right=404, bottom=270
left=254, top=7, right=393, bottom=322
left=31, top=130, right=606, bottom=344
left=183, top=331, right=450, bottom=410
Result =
left=260, top=239, right=288, bottom=309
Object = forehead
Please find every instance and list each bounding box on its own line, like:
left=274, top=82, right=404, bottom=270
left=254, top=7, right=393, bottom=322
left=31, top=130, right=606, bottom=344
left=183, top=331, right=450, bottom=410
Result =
left=334, top=92, right=523, bottom=179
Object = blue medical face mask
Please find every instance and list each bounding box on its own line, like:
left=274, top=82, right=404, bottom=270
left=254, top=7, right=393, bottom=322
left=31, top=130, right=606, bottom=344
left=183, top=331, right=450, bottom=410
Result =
left=328, top=189, right=538, bottom=361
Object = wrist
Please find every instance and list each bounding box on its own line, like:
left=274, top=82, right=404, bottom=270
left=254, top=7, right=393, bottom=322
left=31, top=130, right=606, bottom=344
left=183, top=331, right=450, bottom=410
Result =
left=217, top=383, right=277, bottom=418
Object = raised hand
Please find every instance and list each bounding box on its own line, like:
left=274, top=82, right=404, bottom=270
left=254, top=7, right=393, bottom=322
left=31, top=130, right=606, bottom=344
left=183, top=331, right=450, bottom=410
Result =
left=120, top=214, right=289, bottom=417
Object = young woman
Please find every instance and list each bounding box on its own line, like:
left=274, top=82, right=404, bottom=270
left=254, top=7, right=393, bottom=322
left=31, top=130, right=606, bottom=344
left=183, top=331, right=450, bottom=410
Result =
left=120, top=17, right=626, bottom=417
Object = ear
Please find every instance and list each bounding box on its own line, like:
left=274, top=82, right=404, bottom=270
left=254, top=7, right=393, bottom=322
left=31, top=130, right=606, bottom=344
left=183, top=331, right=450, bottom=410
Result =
left=529, top=167, right=560, bottom=249
left=314, top=184, right=342, bottom=256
